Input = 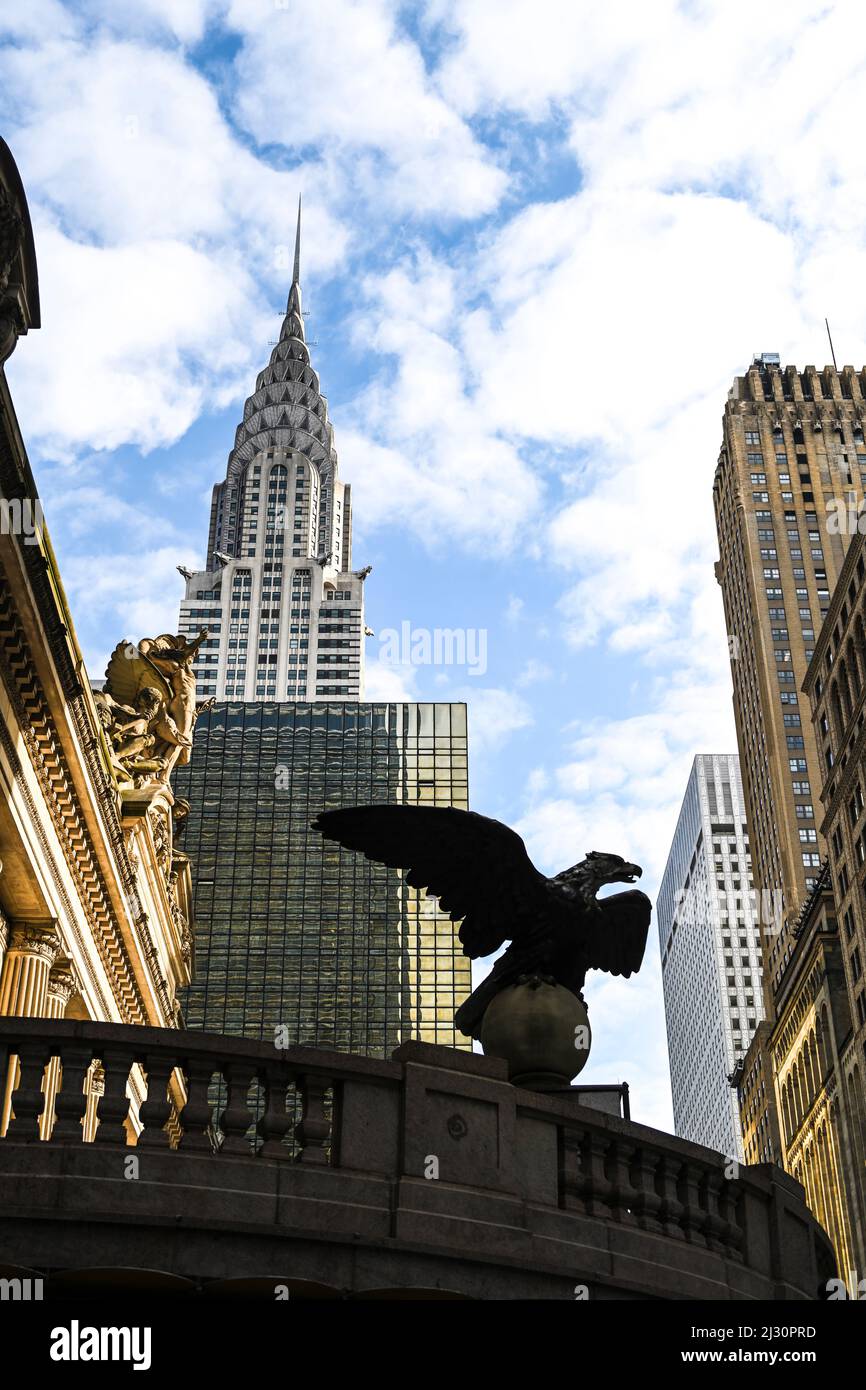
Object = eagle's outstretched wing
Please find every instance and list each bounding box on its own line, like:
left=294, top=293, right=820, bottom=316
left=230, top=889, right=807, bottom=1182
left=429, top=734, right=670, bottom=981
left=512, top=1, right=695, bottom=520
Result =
left=312, top=805, right=549, bottom=959
left=581, top=889, right=651, bottom=978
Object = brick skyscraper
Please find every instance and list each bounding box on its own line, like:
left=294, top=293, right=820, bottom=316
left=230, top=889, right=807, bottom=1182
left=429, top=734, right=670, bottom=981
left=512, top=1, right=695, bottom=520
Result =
left=713, top=356, right=864, bottom=1005
left=715, top=355, right=866, bottom=1278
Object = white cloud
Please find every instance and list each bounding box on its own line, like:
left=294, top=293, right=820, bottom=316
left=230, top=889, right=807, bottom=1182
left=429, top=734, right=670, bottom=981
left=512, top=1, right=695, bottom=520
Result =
left=6, top=224, right=265, bottom=456
left=0, top=36, right=339, bottom=251
left=0, top=27, right=349, bottom=460
left=61, top=544, right=195, bottom=675
left=39, top=482, right=187, bottom=543
left=518, top=681, right=734, bottom=888
left=473, top=189, right=803, bottom=446
left=463, top=686, right=533, bottom=754
left=430, top=0, right=866, bottom=260
left=339, top=248, right=545, bottom=551
left=363, top=654, right=419, bottom=701
left=228, top=0, right=506, bottom=217
left=0, top=0, right=77, bottom=42
left=78, top=0, right=225, bottom=43
left=515, top=658, right=552, bottom=687
left=504, top=595, right=524, bottom=625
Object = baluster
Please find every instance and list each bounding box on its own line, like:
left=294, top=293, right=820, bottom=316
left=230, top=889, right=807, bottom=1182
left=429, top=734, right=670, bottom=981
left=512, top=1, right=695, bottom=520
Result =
left=50, top=1041, right=95, bottom=1143
left=679, top=1162, right=709, bottom=1247
left=4, top=1040, right=49, bottom=1141
left=217, top=1062, right=257, bottom=1155
left=608, top=1138, right=637, bottom=1225
left=630, top=1145, right=664, bottom=1233
left=702, top=1169, right=729, bottom=1253
left=137, top=1054, right=177, bottom=1148
left=658, top=1154, right=685, bottom=1239
left=294, top=1074, right=331, bottom=1165
left=718, top=1177, right=744, bottom=1256
left=82, top=1062, right=104, bottom=1142
left=584, top=1131, right=613, bottom=1219
left=92, top=1046, right=133, bottom=1145
left=176, top=1057, right=218, bottom=1152
left=559, top=1129, right=589, bottom=1212
left=257, top=1063, right=293, bottom=1160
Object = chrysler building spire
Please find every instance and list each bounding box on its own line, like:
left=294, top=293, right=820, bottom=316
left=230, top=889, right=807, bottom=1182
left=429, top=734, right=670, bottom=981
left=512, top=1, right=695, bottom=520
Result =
left=176, top=197, right=366, bottom=703
left=293, top=193, right=301, bottom=287
left=285, top=195, right=304, bottom=333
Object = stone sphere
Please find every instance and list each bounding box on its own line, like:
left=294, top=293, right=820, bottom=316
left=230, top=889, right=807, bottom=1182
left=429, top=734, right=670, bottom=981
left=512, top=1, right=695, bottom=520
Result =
left=479, top=979, right=591, bottom=1090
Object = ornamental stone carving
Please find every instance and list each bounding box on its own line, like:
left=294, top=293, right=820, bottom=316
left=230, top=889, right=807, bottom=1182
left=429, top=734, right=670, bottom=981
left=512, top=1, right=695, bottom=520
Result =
left=95, top=632, right=214, bottom=790
left=0, top=182, right=24, bottom=364
left=47, top=960, right=79, bottom=1010
left=7, top=921, right=60, bottom=964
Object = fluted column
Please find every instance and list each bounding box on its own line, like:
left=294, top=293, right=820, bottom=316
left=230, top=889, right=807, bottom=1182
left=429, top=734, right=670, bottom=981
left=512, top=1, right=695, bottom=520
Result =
left=40, top=960, right=79, bottom=1140
left=0, top=921, right=60, bottom=1136
left=0, top=921, right=60, bottom=1016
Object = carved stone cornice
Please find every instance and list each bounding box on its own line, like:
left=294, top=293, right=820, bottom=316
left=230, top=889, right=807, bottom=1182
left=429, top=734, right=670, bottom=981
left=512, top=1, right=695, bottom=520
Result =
left=0, top=141, right=39, bottom=366
left=0, top=569, right=146, bottom=1023
left=0, top=182, right=25, bottom=365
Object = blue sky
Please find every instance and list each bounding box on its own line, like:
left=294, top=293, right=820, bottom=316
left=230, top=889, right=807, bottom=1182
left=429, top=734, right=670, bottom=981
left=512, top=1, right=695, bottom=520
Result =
left=4, top=0, right=866, bottom=1131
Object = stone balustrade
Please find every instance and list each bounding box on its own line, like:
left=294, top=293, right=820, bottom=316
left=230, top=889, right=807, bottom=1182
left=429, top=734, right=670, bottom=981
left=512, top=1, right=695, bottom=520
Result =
left=0, top=1019, right=836, bottom=1300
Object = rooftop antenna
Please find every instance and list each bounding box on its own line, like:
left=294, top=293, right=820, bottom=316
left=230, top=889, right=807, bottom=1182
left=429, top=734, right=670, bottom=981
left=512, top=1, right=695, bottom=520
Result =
left=825, top=317, right=838, bottom=371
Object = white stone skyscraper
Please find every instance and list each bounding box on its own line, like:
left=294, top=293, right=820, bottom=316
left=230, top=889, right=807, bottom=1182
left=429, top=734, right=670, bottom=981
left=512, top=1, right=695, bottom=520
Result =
left=657, top=754, right=766, bottom=1160
left=178, top=200, right=366, bottom=700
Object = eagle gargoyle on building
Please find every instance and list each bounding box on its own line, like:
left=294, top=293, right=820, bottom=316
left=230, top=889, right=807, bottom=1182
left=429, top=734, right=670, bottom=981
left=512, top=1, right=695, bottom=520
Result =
left=312, top=805, right=652, bottom=1039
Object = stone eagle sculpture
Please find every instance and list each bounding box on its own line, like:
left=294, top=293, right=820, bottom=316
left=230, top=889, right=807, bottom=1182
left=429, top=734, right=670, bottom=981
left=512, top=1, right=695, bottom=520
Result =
left=312, top=805, right=652, bottom=1039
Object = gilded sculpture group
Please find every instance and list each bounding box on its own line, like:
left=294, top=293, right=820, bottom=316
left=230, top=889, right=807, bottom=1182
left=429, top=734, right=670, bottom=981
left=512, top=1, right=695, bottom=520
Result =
left=94, top=629, right=213, bottom=788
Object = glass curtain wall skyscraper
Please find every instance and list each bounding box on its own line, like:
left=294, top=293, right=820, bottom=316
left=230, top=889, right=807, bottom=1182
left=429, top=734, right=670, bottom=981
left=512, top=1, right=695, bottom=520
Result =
left=174, top=701, right=472, bottom=1054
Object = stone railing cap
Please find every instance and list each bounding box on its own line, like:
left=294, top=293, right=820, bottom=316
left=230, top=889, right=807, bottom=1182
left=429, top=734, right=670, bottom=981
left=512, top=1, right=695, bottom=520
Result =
left=391, top=1040, right=509, bottom=1080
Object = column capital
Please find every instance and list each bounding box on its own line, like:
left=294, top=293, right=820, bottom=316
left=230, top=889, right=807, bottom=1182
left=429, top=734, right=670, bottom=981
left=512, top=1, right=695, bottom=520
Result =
left=7, top=919, right=61, bottom=964
left=47, top=959, right=79, bottom=1009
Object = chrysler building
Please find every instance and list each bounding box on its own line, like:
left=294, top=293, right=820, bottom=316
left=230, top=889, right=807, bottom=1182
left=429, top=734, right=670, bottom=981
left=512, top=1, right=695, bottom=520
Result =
left=178, top=200, right=366, bottom=700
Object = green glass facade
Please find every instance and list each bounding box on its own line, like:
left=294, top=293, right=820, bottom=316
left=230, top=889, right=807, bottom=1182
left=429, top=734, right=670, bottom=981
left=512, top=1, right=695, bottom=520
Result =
left=174, top=701, right=471, bottom=1056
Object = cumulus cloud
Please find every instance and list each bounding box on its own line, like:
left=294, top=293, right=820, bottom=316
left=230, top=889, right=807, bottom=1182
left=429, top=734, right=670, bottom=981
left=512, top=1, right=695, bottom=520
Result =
left=430, top=0, right=866, bottom=259
left=76, top=0, right=225, bottom=43
left=463, top=686, right=533, bottom=754
left=60, top=544, right=195, bottom=675
left=228, top=0, right=505, bottom=217
left=6, top=224, right=266, bottom=456
left=363, top=653, right=419, bottom=701
left=339, top=251, right=543, bottom=551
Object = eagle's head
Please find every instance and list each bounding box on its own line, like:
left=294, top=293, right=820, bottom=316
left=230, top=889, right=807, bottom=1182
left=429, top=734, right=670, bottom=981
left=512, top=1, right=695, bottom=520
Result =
left=582, top=851, right=642, bottom=887
left=556, top=851, right=643, bottom=900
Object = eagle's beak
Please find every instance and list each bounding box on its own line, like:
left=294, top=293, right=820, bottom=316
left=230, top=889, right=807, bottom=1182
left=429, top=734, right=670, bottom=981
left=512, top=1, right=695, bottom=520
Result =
left=620, top=863, right=642, bottom=883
